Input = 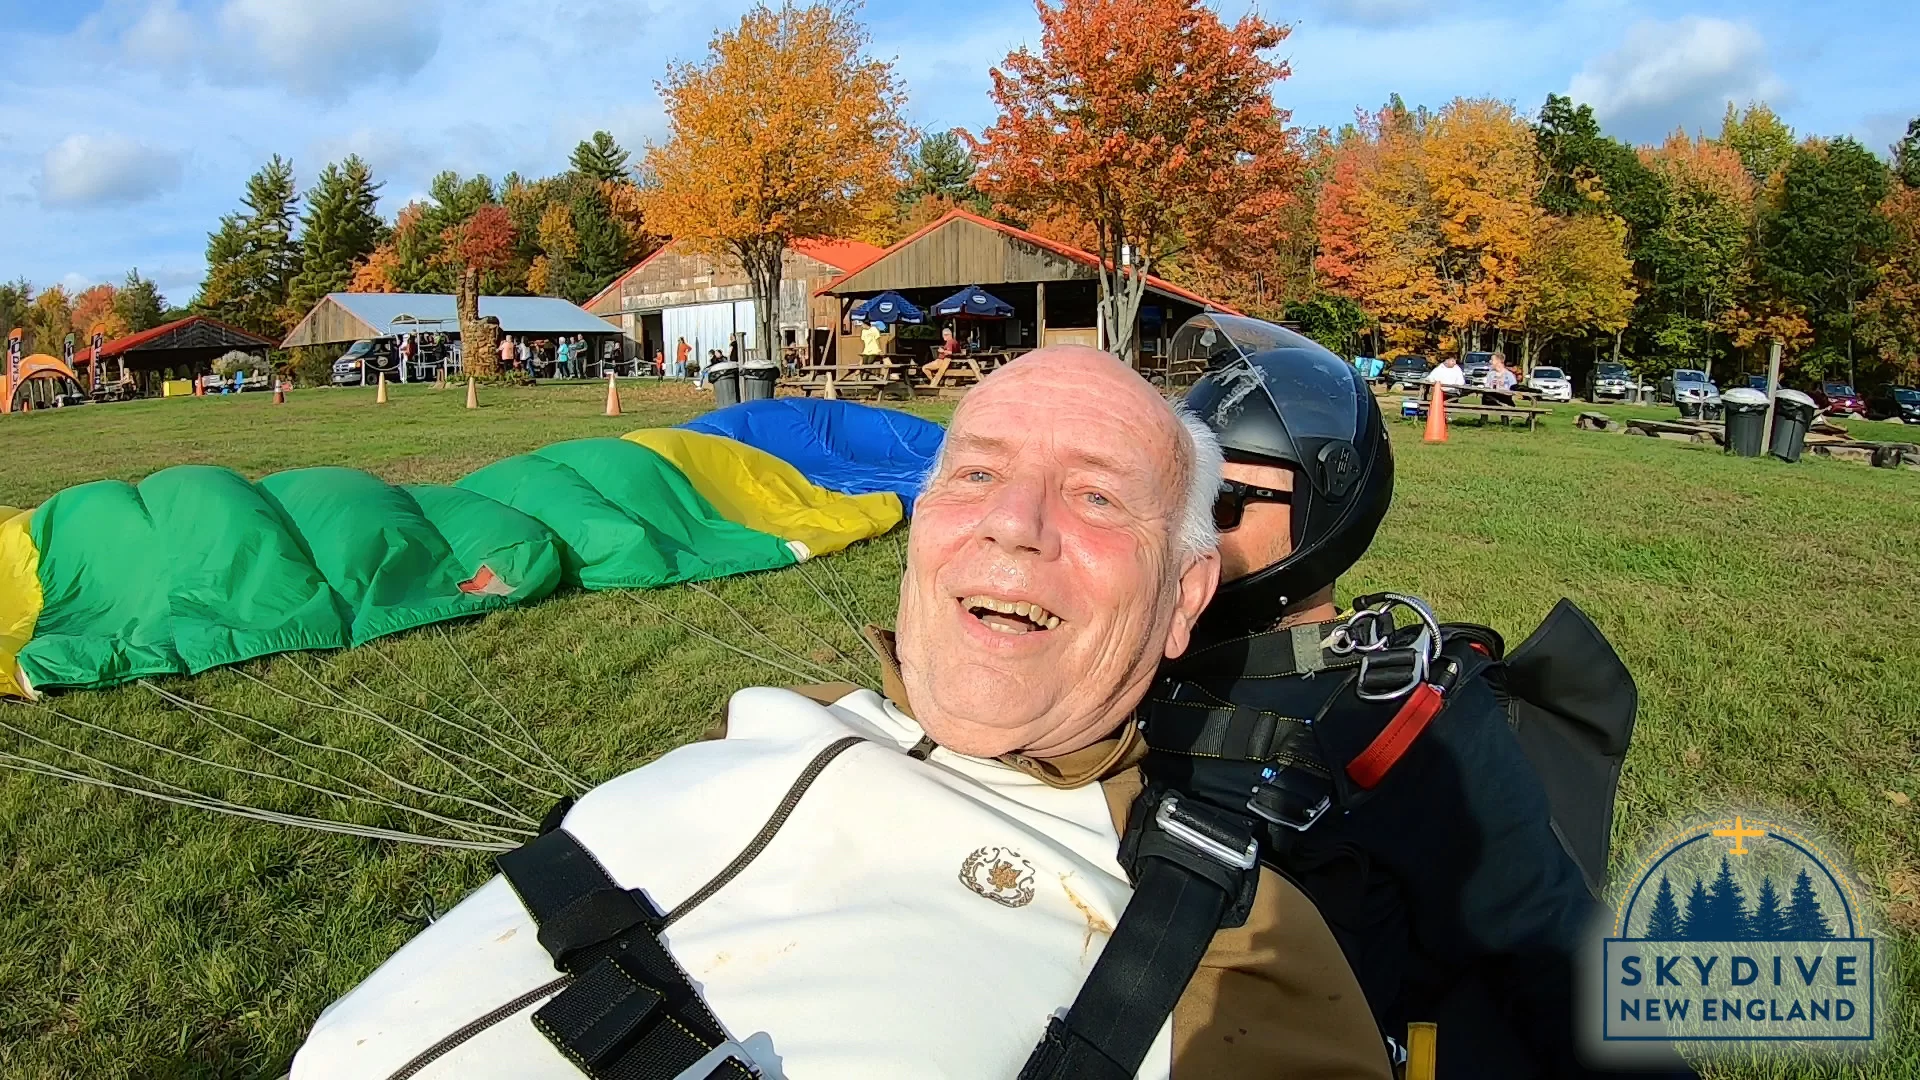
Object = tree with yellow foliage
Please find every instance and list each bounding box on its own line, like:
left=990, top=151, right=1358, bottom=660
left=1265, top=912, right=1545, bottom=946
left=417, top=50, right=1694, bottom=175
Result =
left=642, top=2, right=906, bottom=363
left=1515, top=208, right=1636, bottom=367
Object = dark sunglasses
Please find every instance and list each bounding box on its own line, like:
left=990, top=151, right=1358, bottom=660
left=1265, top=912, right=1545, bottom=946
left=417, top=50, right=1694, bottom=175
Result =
left=1213, top=478, right=1292, bottom=531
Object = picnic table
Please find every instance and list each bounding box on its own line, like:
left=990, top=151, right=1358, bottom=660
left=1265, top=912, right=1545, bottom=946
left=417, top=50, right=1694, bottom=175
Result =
left=781, top=356, right=917, bottom=399
left=1395, top=386, right=1551, bottom=431
left=922, top=348, right=1022, bottom=388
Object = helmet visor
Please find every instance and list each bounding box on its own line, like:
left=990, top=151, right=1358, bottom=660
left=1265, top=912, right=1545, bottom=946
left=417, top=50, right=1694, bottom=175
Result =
left=1177, top=314, right=1361, bottom=447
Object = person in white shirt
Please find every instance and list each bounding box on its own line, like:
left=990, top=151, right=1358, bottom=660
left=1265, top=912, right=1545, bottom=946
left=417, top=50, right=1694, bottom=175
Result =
left=1427, top=355, right=1466, bottom=388
left=292, top=347, right=1392, bottom=1080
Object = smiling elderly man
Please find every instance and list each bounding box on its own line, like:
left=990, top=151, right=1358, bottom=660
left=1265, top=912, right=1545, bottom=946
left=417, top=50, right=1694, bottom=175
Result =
left=292, top=347, right=1391, bottom=1080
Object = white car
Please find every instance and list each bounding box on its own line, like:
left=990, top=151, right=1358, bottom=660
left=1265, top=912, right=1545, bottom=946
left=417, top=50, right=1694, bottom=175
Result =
left=1527, top=366, right=1573, bottom=402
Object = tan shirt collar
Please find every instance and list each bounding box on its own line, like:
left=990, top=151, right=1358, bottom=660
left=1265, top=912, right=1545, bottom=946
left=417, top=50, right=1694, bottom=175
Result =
left=864, top=625, right=1144, bottom=790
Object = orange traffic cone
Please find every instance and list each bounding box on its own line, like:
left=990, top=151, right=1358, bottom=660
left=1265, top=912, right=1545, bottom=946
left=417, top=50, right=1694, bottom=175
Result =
left=465, top=377, right=478, bottom=410
left=273, top=380, right=285, bottom=404
left=376, top=372, right=389, bottom=404
left=604, top=373, right=622, bottom=417
left=1423, top=381, right=1448, bottom=443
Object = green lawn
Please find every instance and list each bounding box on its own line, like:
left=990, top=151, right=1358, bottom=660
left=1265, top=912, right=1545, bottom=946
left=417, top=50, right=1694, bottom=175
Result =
left=1, top=383, right=1916, bottom=1078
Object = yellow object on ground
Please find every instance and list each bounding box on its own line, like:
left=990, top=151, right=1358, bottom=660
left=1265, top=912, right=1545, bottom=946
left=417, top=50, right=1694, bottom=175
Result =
left=0, top=506, right=42, bottom=698
left=623, top=428, right=902, bottom=557
left=162, top=379, right=195, bottom=397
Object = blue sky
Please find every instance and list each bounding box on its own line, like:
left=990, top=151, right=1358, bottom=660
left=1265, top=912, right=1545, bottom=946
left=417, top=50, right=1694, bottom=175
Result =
left=2, top=0, right=1915, bottom=305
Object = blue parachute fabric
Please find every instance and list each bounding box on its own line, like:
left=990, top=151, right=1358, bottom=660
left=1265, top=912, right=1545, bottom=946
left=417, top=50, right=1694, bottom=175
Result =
left=682, top=399, right=945, bottom=513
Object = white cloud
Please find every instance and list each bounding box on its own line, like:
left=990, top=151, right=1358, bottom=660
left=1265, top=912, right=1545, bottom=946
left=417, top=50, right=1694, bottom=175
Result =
left=121, top=0, right=195, bottom=66
left=1568, top=16, right=1786, bottom=143
left=219, top=0, right=444, bottom=99
left=36, top=134, right=185, bottom=209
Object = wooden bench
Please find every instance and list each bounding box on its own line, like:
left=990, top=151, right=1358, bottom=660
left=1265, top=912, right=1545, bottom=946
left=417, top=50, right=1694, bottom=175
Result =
left=1401, top=398, right=1549, bottom=431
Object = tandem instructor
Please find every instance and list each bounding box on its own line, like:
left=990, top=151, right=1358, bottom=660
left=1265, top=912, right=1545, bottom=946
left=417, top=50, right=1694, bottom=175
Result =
left=293, top=347, right=1394, bottom=1079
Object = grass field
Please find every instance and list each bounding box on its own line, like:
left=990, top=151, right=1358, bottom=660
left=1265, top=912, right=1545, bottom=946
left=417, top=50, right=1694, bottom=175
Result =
left=1, top=380, right=1917, bottom=1078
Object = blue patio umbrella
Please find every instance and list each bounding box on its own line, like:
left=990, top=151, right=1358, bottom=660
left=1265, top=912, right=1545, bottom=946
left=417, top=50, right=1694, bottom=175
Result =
left=931, top=285, right=1015, bottom=319
left=851, top=291, right=925, bottom=325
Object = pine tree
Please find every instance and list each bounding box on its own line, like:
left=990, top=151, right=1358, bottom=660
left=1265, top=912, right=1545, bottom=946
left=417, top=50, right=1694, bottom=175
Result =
left=1786, top=869, right=1834, bottom=940
left=1706, top=856, right=1752, bottom=939
left=569, top=187, right=632, bottom=303
left=1643, top=874, right=1684, bottom=939
left=902, top=130, right=982, bottom=205
left=113, top=269, right=167, bottom=332
left=1680, top=879, right=1713, bottom=940
left=0, top=279, right=31, bottom=340
left=1748, top=877, right=1788, bottom=940
left=195, top=156, right=302, bottom=338
left=570, top=131, right=632, bottom=183
left=288, top=156, right=386, bottom=317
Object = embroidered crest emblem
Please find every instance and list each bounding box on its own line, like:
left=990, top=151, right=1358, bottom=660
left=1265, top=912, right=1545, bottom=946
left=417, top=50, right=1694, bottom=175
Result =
left=960, top=846, right=1037, bottom=908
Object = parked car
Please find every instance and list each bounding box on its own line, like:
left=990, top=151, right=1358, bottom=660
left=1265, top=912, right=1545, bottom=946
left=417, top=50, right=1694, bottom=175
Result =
left=1742, top=374, right=1771, bottom=392
left=1809, top=381, right=1867, bottom=418
left=1526, top=365, right=1574, bottom=402
left=1384, top=355, right=1432, bottom=389
left=1588, top=361, right=1633, bottom=401
left=1657, top=369, right=1722, bottom=415
left=1865, top=385, right=1920, bottom=423
left=1462, top=351, right=1494, bottom=388
left=330, top=339, right=397, bottom=386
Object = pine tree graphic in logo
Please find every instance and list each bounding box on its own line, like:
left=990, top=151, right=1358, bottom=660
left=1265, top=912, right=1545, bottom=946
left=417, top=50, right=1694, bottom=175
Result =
left=1602, top=814, right=1877, bottom=1048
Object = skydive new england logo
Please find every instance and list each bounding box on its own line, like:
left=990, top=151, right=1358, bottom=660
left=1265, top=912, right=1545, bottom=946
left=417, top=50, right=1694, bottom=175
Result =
left=1602, top=814, right=1879, bottom=1051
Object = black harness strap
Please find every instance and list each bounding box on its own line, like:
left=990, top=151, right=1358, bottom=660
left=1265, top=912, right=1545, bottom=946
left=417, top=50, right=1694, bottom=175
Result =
left=1019, top=790, right=1259, bottom=1080
left=491, top=735, right=866, bottom=1080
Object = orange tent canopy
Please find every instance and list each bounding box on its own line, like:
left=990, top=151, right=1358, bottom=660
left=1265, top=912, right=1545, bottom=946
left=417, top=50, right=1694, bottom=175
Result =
left=3, top=354, right=85, bottom=413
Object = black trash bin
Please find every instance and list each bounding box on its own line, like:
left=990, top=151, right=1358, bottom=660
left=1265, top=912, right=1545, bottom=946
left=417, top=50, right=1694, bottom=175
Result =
left=1769, top=388, right=1817, bottom=462
left=1721, top=387, right=1768, bottom=456
left=1677, top=398, right=1701, bottom=419
left=708, top=361, right=742, bottom=408
left=742, top=358, right=779, bottom=401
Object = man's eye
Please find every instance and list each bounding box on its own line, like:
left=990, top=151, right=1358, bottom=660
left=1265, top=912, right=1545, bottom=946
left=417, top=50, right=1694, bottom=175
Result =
left=963, top=470, right=992, bottom=483
left=1085, top=492, right=1111, bottom=507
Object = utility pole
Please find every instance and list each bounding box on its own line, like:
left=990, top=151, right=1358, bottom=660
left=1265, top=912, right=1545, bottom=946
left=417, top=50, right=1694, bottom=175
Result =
left=1761, top=339, right=1783, bottom=455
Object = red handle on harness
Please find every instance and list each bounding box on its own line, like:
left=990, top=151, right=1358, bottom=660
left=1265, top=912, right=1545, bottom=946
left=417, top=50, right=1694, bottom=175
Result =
left=1346, top=682, right=1445, bottom=790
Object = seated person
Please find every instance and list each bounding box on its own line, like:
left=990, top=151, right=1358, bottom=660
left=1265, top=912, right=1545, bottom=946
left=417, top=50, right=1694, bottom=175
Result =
left=292, top=347, right=1392, bottom=1079
left=1427, top=354, right=1467, bottom=391
left=1484, top=353, right=1518, bottom=406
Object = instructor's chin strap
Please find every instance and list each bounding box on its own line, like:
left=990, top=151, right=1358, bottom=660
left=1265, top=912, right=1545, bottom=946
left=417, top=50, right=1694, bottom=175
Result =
left=1017, top=789, right=1260, bottom=1080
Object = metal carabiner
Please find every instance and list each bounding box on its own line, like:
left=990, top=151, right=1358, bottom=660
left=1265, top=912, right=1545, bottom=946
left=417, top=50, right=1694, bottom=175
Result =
left=1350, top=593, right=1444, bottom=701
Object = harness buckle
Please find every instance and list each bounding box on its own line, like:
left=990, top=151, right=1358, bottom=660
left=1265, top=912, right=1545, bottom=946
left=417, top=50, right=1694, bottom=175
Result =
left=1154, top=794, right=1259, bottom=870
left=1247, top=767, right=1331, bottom=831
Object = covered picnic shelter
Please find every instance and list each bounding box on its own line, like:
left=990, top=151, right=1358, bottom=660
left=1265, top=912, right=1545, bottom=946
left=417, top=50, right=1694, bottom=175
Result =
left=71, top=315, right=276, bottom=397
left=816, top=209, right=1234, bottom=371
left=282, top=293, right=617, bottom=350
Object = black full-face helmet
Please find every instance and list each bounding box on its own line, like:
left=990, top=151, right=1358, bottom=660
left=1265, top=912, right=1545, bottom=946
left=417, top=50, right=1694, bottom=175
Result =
left=1173, top=313, right=1394, bottom=633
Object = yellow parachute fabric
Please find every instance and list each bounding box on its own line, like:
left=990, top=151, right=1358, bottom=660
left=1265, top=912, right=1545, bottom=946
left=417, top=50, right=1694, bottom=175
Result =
left=622, top=429, right=902, bottom=557
left=0, top=506, right=42, bottom=698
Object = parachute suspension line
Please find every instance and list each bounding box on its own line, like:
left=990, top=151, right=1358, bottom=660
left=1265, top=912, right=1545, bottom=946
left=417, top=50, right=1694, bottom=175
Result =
left=795, top=561, right=884, bottom=669
left=272, top=659, right=556, bottom=819
left=815, top=551, right=873, bottom=631
left=625, top=591, right=830, bottom=688
left=320, top=660, right=582, bottom=800
left=685, top=581, right=854, bottom=686
left=136, top=679, right=534, bottom=833
left=135, top=682, right=524, bottom=845
left=741, top=572, right=871, bottom=683
left=236, top=665, right=537, bottom=827
left=0, top=716, right=523, bottom=851
left=431, top=626, right=590, bottom=795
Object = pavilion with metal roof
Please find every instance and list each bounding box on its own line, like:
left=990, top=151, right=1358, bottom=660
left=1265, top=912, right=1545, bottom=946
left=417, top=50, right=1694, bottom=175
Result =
left=281, top=293, right=617, bottom=348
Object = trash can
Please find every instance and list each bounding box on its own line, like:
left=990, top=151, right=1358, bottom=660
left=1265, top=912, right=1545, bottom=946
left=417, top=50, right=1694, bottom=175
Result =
left=742, top=358, right=779, bottom=401
left=1677, top=398, right=1700, bottom=419
left=1768, top=388, right=1816, bottom=462
left=708, top=361, right=742, bottom=408
left=1720, top=387, right=1768, bottom=457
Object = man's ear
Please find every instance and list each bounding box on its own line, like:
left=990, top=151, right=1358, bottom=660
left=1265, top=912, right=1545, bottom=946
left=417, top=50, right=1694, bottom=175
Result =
left=1162, top=551, right=1221, bottom=661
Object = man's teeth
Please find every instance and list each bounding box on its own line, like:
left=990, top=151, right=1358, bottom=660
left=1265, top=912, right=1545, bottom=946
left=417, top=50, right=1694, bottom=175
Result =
left=960, top=595, right=1061, bottom=630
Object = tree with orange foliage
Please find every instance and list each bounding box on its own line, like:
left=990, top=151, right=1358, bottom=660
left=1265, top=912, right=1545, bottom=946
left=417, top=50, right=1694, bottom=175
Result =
left=1315, top=103, right=1448, bottom=352
left=348, top=247, right=401, bottom=293
left=71, top=283, right=128, bottom=343
left=972, top=0, right=1298, bottom=362
left=1422, top=99, right=1544, bottom=346
left=1860, top=184, right=1920, bottom=384
left=642, top=2, right=906, bottom=364
left=1639, top=130, right=1755, bottom=377
left=439, top=204, right=519, bottom=293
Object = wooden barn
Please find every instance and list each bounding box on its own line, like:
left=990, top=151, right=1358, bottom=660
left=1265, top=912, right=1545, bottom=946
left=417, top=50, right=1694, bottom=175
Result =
left=586, top=239, right=883, bottom=367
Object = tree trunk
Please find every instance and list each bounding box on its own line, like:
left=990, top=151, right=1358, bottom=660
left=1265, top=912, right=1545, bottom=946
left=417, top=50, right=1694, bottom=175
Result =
left=457, top=267, right=500, bottom=377
left=737, top=237, right=784, bottom=367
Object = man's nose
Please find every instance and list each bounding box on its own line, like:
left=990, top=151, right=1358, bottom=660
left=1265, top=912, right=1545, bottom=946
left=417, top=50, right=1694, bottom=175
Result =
left=975, top=474, right=1059, bottom=560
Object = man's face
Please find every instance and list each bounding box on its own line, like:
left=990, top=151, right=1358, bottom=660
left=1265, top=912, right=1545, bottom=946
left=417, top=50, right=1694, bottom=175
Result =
left=1216, top=459, right=1297, bottom=582
left=897, top=347, right=1218, bottom=759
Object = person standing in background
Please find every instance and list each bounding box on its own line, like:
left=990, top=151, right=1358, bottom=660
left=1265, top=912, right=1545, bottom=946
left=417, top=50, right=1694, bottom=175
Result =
left=675, top=337, right=692, bottom=378
left=498, top=334, right=515, bottom=372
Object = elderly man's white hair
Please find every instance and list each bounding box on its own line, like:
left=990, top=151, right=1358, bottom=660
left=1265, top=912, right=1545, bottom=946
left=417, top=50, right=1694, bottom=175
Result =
left=918, top=397, right=1222, bottom=561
